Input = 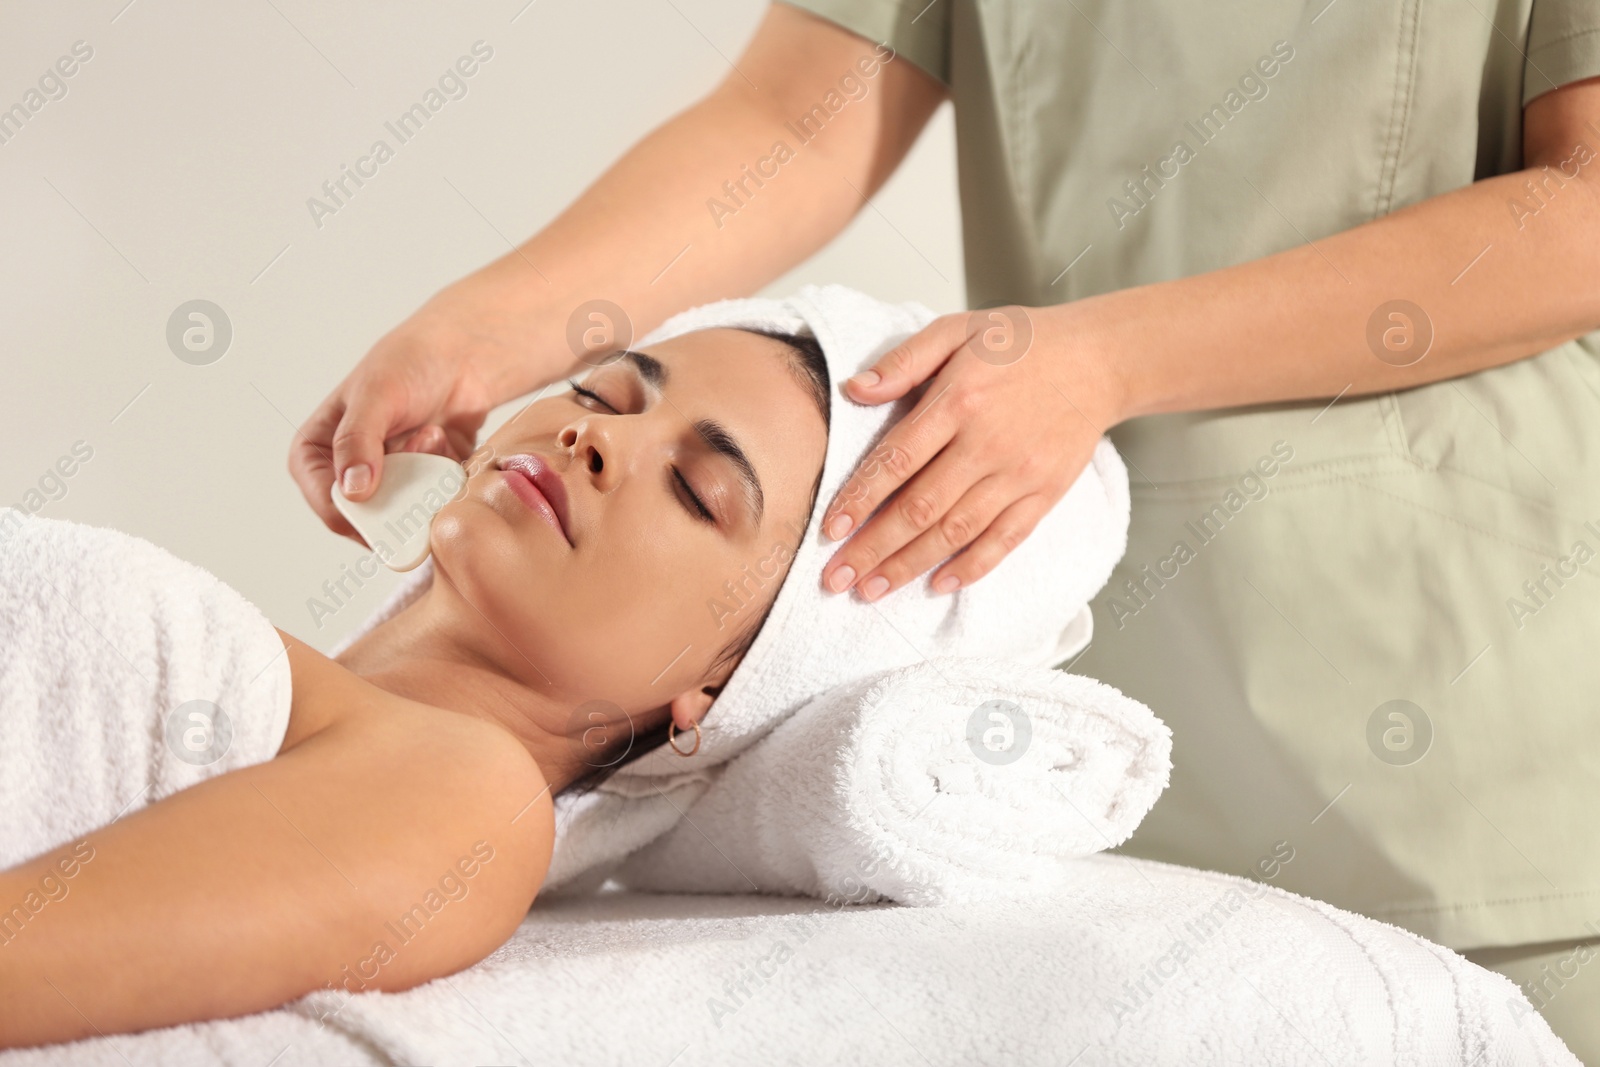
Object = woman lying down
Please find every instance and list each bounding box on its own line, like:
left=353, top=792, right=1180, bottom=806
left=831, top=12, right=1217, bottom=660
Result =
left=0, top=324, right=833, bottom=1047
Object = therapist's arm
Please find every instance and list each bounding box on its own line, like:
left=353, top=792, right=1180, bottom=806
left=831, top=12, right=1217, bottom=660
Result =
left=821, top=77, right=1600, bottom=600
left=292, top=3, right=946, bottom=539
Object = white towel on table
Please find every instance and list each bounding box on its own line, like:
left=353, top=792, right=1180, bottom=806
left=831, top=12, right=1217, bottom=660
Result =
left=616, top=657, right=1173, bottom=904
left=321, top=863, right=1581, bottom=1067
left=5, top=859, right=1575, bottom=1066
left=0, top=513, right=293, bottom=871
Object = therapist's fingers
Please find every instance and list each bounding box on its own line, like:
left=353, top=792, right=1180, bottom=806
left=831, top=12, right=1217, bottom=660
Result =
left=292, top=414, right=475, bottom=544
left=819, top=375, right=960, bottom=549
left=930, top=494, right=1054, bottom=592
left=288, top=395, right=360, bottom=541
left=440, top=421, right=481, bottom=462
left=840, top=313, right=969, bottom=404
left=395, top=424, right=450, bottom=455
left=821, top=443, right=981, bottom=595
left=847, top=473, right=1012, bottom=599
left=330, top=385, right=407, bottom=503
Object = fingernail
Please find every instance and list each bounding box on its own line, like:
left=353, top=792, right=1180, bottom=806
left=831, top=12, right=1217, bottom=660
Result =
left=342, top=464, right=371, bottom=496
left=847, top=370, right=881, bottom=389
left=826, top=513, right=854, bottom=540
left=934, top=574, right=960, bottom=594
left=861, top=575, right=889, bottom=600
left=827, top=565, right=856, bottom=593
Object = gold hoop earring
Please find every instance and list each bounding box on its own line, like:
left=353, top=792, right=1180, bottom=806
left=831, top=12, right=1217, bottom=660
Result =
left=667, top=720, right=701, bottom=757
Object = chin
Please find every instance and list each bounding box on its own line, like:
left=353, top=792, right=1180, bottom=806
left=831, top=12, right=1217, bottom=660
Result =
left=428, top=497, right=554, bottom=602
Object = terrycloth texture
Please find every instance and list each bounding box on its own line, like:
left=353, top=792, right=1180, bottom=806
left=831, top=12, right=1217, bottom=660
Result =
left=5, top=860, right=1576, bottom=1066
left=616, top=658, right=1173, bottom=904
left=0, top=514, right=293, bottom=870
left=331, top=284, right=1131, bottom=893
left=620, top=284, right=1130, bottom=772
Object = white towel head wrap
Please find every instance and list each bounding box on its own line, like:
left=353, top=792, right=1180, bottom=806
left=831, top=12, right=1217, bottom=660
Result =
left=618, top=283, right=1130, bottom=777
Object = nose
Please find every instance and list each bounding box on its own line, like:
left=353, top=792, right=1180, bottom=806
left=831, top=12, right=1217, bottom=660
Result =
left=558, top=420, right=619, bottom=493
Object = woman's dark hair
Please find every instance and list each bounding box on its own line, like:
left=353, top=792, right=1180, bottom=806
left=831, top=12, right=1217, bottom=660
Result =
left=563, top=327, right=830, bottom=796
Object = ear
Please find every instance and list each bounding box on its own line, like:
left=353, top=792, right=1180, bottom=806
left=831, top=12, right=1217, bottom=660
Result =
left=667, top=685, right=719, bottom=733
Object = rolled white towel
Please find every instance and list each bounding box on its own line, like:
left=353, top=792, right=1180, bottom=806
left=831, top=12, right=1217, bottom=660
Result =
left=615, top=657, right=1172, bottom=905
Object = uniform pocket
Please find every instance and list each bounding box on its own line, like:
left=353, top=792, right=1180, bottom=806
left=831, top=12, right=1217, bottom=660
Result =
left=1110, top=389, right=1414, bottom=495
left=1390, top=337, right=1600, bottom=522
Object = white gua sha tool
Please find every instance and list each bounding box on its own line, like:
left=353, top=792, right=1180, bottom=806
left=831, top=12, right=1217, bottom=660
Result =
left=330, top=451, right=469, bottom=572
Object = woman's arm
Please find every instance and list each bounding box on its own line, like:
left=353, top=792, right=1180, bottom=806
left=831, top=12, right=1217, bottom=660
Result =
left=292, top=2, right=948, bottom=537
left=0, top=702, right=553, bottom=1049
left=819, top=77, right=1600, bottom=598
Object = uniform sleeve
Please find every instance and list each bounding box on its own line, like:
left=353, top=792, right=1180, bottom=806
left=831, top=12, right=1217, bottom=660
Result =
left=776, top=0, right=951, bottom=86
left=1523, top=0, right=1600, bottom=106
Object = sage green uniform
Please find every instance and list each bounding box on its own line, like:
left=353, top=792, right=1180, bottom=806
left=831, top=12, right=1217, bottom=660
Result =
left=785, top=0, right=1600, bottom=1054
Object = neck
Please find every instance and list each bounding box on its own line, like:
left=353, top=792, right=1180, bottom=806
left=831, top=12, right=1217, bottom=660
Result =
left=332, top=571, right=596, bottom=794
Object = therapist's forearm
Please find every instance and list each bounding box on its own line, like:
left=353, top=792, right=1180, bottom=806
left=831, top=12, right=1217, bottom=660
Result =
left=1090, top=154, right=1600, bottom=424
left=467, top=4, right=943, bottom=392
left=503, top=94, right=859, bottom=355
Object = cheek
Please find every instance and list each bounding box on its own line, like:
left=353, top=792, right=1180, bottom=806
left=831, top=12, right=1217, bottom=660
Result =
left=592, top=505, right=732, bottom=638
left=696, top=548, right=780, bottom=642
left=578, top=509, right=778, bottom=685
left=431, top=475, right=783, bottom=704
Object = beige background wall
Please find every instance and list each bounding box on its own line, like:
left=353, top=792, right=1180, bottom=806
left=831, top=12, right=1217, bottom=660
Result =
left=0, top=0, right=962, bottom=652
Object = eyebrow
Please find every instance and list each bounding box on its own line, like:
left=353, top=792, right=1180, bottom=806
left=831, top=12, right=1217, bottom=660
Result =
left=619, top=349, right=667, bottom=389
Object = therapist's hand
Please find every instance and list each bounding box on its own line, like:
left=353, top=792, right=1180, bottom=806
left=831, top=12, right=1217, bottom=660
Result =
left=290, top=268, right=546, bottom=541
left=819, top=304, right=1126, bottom=599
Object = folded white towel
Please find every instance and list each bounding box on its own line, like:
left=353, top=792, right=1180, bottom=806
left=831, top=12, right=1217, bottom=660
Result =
left=0, top=514, right=293, bottom=871
left=614, top=657, right=1172, bottom=904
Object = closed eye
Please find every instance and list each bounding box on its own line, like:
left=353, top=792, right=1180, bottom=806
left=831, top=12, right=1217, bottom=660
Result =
left=673, top=467, right=715, bottom=524
left=567, top=379, right=617, bottom=412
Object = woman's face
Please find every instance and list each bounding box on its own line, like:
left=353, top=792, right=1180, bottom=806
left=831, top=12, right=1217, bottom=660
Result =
left=429, top=327, right=828, bottom=729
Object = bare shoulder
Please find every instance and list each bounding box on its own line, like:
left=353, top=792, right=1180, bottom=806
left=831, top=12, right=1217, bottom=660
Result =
left=275, top=626, right=554, bottom=839
left=362, top=699, right=557, bottom=838
left=269, top=630, right=556, bottom=985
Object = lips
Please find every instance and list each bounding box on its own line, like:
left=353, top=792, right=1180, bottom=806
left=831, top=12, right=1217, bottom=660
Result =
left=496, top=453, right=572, bottom=545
